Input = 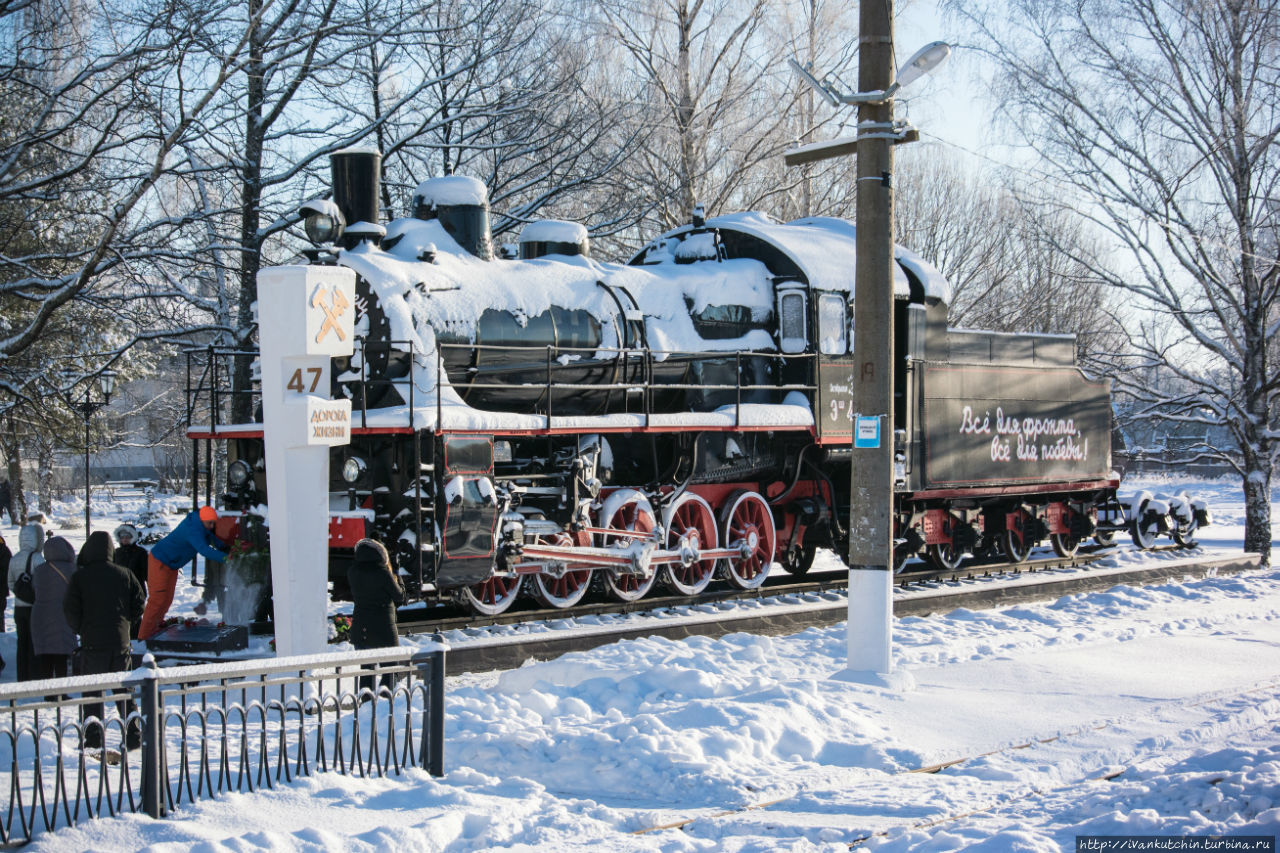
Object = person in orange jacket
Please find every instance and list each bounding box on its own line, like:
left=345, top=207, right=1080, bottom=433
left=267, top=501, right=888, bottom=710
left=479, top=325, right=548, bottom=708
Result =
left=137, top=507, right=228, bottom=640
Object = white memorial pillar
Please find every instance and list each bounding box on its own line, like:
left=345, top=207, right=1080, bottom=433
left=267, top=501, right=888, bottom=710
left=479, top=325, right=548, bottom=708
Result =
left=257, top=265, right=355, bottom=657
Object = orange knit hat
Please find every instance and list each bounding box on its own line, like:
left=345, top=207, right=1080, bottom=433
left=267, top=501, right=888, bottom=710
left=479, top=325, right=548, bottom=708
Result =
left=198, top=506, right=218, bottom=523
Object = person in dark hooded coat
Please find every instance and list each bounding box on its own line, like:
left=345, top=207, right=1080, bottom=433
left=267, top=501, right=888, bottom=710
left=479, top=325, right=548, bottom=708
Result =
left=31, top=536, right=76, bottom=680
left=0, top=533, right=9, bottom=628
left=65, top=531, right=144, bottom=749
left=347, top=539, right=403, bottom=697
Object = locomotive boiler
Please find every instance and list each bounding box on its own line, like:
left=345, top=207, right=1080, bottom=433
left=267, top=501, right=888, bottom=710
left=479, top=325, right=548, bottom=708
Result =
left=186, top=149, right=1208, bottom=617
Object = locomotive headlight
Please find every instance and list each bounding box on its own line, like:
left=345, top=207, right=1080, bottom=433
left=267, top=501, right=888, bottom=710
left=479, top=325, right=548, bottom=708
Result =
left=342, top=456, right=367, bottom=484
left=228, top=459, right=252, bottom=489
left=299, top=199, right=346, bottom=246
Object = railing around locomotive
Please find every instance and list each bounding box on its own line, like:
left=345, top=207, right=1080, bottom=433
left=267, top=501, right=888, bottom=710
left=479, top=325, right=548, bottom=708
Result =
left=433, top=342, right=817, bottom=430
left=184, top=341, right=419, bottom=434
left=185, top=340, right=815, bottom=433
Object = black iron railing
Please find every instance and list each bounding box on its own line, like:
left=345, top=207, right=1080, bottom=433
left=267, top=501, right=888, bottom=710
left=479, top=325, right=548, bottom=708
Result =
left=0, top=645, right=445, bottom=844
left=184, top=341, right=817, bottom=435
left=434, top=343, right=818, bottom=429
left=184, top=341, right=419, bottom=433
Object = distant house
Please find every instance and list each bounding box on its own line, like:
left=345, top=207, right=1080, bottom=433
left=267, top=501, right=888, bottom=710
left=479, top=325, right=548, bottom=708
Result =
left=58, top=356, right=195, bottom=493
left=1114, top=416, right=1236, bottom=479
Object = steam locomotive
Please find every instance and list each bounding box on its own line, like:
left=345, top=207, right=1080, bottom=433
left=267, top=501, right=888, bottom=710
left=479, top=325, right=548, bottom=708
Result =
left=187, top=149, right=1209, bottom=616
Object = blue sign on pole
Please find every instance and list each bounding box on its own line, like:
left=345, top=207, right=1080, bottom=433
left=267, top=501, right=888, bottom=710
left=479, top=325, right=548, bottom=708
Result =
left=854, top=415, right=881, bottom=449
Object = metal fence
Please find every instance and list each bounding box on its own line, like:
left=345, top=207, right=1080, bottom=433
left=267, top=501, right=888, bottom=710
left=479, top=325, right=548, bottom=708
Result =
left=0, top=645, right=446, bottom=845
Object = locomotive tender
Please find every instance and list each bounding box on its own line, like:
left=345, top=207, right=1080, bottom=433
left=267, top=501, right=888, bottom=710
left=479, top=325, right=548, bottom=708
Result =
left=187, top=149, right=1205, bottom=617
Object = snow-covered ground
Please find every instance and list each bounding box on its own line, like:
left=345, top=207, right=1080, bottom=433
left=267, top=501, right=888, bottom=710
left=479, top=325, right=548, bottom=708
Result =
left=4, top=475, right=1278, bottom=852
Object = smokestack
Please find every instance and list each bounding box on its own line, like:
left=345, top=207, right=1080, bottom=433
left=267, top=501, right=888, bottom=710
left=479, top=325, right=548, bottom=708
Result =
left=331, top=148, right=384, bottom=248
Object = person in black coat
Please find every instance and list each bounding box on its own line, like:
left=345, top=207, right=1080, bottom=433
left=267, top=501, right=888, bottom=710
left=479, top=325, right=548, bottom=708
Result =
left=347, top=539, right=404, bottom=697
left=113, top=524, right=149, bottom=638
left=65, top=531, right=145, bottom=749
left=0, top=533, right=9, bottom=670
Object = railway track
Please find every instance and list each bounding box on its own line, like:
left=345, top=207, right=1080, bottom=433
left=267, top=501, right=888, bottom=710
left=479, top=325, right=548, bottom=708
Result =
left=418, top=547, right=1260, bottom=675
left=396, top=544, right=1119, bottom=636
left=151, top=547, right=1257, bottom=672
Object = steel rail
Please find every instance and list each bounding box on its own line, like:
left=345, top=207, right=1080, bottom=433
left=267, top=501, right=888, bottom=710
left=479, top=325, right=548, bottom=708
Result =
left=420, top=551, right=1260, bottom=675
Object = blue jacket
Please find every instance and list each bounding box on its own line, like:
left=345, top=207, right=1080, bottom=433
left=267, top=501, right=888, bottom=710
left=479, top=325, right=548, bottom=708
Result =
left=150, top=510, right=229, bottom=570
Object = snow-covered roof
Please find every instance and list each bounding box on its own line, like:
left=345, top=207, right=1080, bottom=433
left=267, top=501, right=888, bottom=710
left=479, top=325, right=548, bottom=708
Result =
left=636, top=212, right=952, bottom=304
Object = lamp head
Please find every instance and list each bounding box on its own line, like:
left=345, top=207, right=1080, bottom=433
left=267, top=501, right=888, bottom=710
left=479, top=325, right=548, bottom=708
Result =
left=98, top=369, right=116, bottom=400
left=895, top=41, right=951, bottom=90
left=299, top=198, right=346, bottom=246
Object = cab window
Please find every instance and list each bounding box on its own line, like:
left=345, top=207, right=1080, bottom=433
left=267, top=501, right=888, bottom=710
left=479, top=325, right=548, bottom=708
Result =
left=817, top=293, right=847, bottom=355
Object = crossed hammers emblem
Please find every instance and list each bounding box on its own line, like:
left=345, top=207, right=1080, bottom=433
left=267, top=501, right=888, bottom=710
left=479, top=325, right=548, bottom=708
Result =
left=312, top=286, right=350, bottom=344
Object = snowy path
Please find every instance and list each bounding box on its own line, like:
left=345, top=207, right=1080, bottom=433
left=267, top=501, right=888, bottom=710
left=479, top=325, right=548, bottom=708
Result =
left=20, top=561, right=1280, bottom=852
left=5, top=475, right=1277, bottom=851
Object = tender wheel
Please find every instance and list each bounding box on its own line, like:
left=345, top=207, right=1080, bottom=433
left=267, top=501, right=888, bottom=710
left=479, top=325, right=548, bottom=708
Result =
left=1050, top=532, right=1080, bottom=558
left=927, top=542, right=965, bottom=571
left=719, top=490, right=775, bottom=589
left=459, top=574, right=523, bottom=616
left=1093, top=528, right=1117, bottom=546
left=600, top=489, right=658, bottom=602
left=1003, top=510, right=1035, bottom=564
left=528, top=530, right=593, bottom=610
left=1130, top=500, right=1159, bottom=550
left=1001, top=528, right=1032, bottom=563
left=1172, top=515, right=1199, bottom=548
left=660, top=493, right=719, bottom=596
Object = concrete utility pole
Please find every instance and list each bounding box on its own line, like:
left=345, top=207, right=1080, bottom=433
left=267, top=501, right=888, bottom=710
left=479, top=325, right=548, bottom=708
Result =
left=784, top=4, right=948, bottom=678
left=844, top=0, right=896, bottom=675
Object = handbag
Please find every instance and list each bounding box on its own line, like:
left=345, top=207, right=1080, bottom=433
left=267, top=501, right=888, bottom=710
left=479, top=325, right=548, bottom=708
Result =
left=12, top=555, right=34, bottom=603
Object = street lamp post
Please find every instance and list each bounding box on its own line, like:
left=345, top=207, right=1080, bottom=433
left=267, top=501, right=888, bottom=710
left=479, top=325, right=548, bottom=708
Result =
left=60, top=369, right=117, bottom=533
left=784, top=33, right=949, bottom=677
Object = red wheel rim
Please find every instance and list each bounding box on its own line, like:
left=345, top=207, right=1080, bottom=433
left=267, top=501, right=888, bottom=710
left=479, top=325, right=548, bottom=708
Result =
left=606, top=499, right=655, bottom=595
left=724, top=492, right=774, bottom=587
left=665, top=495, right=717, bottom=593
left=470, top=575, right=520, bottom=607
left=530, top=530, right=592, bottom=608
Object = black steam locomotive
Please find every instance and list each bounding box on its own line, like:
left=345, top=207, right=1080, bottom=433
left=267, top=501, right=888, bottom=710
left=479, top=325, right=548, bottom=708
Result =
left=187, top=149, right=1208, bottom=616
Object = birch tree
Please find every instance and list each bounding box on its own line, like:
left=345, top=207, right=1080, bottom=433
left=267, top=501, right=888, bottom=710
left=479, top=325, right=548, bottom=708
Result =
left=595, top=0, right=800, bottom=231
left=949, top=0, right=1280, bottom=562
left=0, top=0, right=250, bottom=371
